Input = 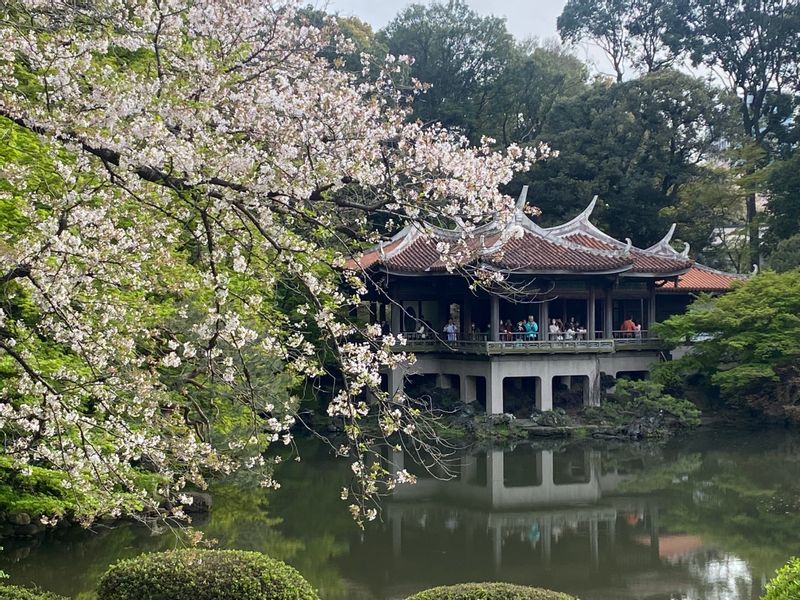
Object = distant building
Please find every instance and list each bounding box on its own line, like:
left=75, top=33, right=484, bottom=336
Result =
left=352, top=187, right=744, bottom=414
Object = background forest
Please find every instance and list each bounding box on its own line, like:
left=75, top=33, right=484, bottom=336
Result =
left=328, top=0, right=800, bottom=272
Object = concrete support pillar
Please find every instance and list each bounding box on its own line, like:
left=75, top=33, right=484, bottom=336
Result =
left=649, top=505, right=660, bottom=562
left=540, top=450, right=554, bottom=487
left=387, top=367, right=405, bottom=400
left=540, top=300, right=549, bottom=340
left=460, top=375, right=477, bottom=403
left=390, top=447, right=405, bottom=473
left=608, top=517, right=616, bottom=550
left=541, top=518, right=552, bottom=567
left=492, top=526, right=503, bottom=569
left=462, top=453, right=478, bottom=484
left=589, top=519, right=600, bottom=570
left=487, top=449, right=503, bottom=505
left=488, top=372, right=504, bottom=415
left=536, top=376, right=553, bottom=411
left=562, top=375, right=572, bottom=390
left=391, top=301, right=402, bottom=335
left=587, top=288, right=596, bottom=340
left=583, top=368, right=601, bottom=407
left=392, top=515, right=402, bottom=559
left=436, top=373, right=452, bottom=389
left=604, top=289, right=614, bottom=339
left=490, top=295, right=500, bottom=341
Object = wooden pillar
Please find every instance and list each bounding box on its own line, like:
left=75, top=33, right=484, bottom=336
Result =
left=391, top=302, right=402, bottom=334
left=604, top=289, right=613, bottom=339
left=490, top=295, right=500, bottom=342
left=540, top=300, right=549, bottom=340
left=587, top=287, right=596, bottom=340
left=647, top=285, right=657, bottom=332
left=438, top=300, right=449, bottom=333
left=463, top=294, right=473, bottom=337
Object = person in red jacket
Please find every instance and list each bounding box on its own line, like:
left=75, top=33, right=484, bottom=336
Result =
left=621, top=315, right=636, bottom=338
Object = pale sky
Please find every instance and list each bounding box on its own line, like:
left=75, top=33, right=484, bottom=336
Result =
left=320, top=0, right=612, bottom=76
left=324, top=0, right=567, bottom=42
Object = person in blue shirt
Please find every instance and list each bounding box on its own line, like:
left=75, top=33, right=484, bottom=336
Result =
left=524, top=315, right=539, bottom=340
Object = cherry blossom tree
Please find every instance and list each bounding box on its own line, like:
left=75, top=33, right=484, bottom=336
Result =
left=0, top=0, right=549, bottom=525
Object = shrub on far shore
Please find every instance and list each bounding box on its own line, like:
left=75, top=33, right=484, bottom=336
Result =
left=405, top=582, right=578, bottom=600
left=762, top=557, right=800, bottom=600
left=0, top=585, right=67, bottom=600
left=97, top=549, right=318, bottom=600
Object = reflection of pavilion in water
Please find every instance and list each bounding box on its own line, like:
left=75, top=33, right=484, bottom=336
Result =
left=386, top=446, right=661, bottom=571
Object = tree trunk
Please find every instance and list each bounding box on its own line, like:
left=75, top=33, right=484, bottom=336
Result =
left=746, top=192, right=759, bottom=269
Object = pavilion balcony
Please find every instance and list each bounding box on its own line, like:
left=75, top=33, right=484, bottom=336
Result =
left=396, top=331, right=665, bottom=355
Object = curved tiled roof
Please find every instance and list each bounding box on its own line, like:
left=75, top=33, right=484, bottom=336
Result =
left=348, top=188, right=737, bottom=284
left=657, top=264, right=747, bottom=293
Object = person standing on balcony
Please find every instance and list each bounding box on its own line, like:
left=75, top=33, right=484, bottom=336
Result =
left=549, top=319, right=561, bottom=341
left=524, top=315, right=539, bottom=340
left=443, top=319, right=458, bottom=342
left=621, top=315, right=636, bottom=338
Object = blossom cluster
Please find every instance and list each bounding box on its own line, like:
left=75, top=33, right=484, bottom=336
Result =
left=0, top=0, right=545, bottom=524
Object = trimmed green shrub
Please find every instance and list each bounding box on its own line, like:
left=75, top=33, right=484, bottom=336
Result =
left=97, top=549, right=318, bottom=600
left=405, top=582, right=578, bottom=600
left=0, top=585, right=67, bottom=600
left=762, top=557, right=800, bottom=600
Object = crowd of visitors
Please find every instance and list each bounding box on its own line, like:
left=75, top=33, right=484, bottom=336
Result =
left=382, top=310, right=643, bottom=342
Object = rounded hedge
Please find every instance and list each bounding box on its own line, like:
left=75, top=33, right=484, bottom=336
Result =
left=405, top=582, right=578, bottom=600
left=762, top=557, right=800, bottom=600
left=97, top=548, right=318, bottom=600
left=0, top=585, right=67, bottom=600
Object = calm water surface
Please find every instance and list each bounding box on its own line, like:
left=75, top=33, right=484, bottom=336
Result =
left=3, top=429, right=800, bottom=600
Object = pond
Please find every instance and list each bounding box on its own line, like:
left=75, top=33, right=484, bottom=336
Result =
left=3, top=428, right=799, bottom=600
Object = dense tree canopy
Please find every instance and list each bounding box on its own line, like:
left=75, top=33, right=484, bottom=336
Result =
left=656, top=270, right=800, bottom=423
left=557, top=0, right=679, bottom=81
left=380, top=1, right=588, bottom=148
left=524, top=70, right=732, bottom=244
left=669, top=0, right=800, bottom=263
left=0, top=0, right=545, bottom=524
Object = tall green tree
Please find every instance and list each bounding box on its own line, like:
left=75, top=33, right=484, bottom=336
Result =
left=764, top=152, right=800, bottom=250
left=656, top=270, right=800, bottom=423
left=489, top=42, right=588, bottom=147
left=557, top=0, right=679, bottom=81
left=379, top=0, right=516, bottom=143
left=660, top=169, right=748, bottom=271
left=524, top=70, right=732, bottom=244
left=669, top=0, right=800, bottom=264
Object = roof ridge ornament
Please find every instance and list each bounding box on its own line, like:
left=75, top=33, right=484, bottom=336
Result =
left=515, top=185, right=529, bottom=210
left=645, top=223, right=681, bottom=256
left=680, top=242, right=690, bottom=258
left=752, top=263, right=759, bottom=274
left=581, top=195, right=598, bottom=222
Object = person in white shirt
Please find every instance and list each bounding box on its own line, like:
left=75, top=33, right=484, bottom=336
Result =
left=443, top=319, right=458, bottom=341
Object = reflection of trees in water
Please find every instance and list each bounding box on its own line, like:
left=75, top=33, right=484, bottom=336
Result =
left=0, top=439, right=357, bottom=600
left=614, top=431, right=800, bottom=573
left=2, top=434, right=798, bottom=600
